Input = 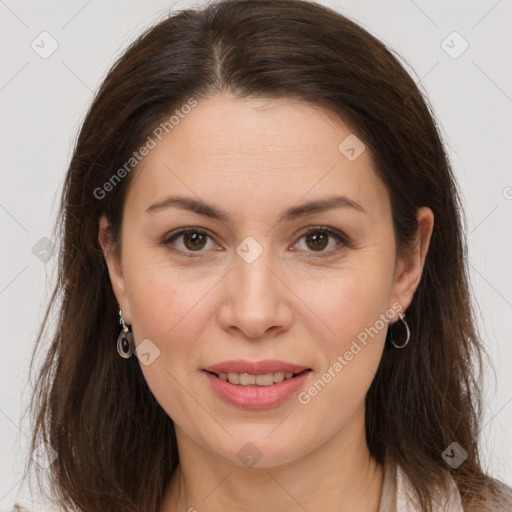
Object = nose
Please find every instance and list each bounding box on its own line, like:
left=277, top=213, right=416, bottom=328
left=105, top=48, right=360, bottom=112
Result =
left=217, top=243, right=293, bottom=339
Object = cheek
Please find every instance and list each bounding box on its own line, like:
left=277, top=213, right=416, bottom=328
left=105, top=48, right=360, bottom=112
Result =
left=291, top=259, right=393, bottom=414
left=295, top=272, right=391, bottom=432
left=296, top=259, right=394, bottom=350
left=122, top=248, right=202, bottom=357
left=122, top=257, right=213, bottom=430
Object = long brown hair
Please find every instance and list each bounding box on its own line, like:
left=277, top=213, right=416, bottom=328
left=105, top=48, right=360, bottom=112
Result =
left=22, top=0, right=511, bottom=510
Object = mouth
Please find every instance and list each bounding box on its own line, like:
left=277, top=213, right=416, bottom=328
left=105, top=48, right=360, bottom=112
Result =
left=201, top=360, right=313, bottom=409
left=204, top=369, right=311, bottom=387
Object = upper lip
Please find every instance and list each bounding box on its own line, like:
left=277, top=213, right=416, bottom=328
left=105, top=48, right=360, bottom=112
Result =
left=203, top=359, right=311, bottom=375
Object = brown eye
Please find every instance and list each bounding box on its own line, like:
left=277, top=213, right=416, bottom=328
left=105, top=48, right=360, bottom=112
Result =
left=294, top=226, right=349, bottom=257
left=304, top=231, right=329, bottom=251
left=162, top=225, right=349, bottom=259
left=163, top=228, right=215, bottom=256
left=181, top=231, right=208, bottom=251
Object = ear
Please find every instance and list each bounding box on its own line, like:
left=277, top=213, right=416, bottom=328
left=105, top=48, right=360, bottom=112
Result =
left=98, top=214, right=132, bottom=323
left=390, top=206, right=434, bottom=312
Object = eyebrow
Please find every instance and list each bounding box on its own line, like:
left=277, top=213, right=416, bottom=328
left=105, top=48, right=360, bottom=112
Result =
left=145, top=194, right=366, bottom=223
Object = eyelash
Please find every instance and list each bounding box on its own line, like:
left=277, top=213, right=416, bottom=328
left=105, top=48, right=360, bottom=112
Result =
left=161, top=226, right=351, bottom=259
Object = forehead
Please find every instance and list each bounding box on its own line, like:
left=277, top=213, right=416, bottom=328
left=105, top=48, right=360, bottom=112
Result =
left=124, top=94, right=390, bottom=222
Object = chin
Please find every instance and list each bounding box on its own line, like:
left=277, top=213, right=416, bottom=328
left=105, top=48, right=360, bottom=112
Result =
left=203, top=428, right=312, bottom=469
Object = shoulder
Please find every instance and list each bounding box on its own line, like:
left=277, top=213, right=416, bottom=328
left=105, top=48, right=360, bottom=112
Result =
left=397, top=464, right=512, bottom=512
left=396, top=463, right=463, bottom=512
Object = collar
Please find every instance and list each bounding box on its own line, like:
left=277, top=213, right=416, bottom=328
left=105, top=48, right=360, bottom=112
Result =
left=378, top=456, right=464, bottom=512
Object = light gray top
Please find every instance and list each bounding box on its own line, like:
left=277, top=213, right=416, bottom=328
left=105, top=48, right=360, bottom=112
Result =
left=377, top=456, right=464, bottom=512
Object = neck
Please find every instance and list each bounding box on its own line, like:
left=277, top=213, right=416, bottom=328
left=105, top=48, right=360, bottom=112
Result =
left=162, top=408, right=383, bottom=512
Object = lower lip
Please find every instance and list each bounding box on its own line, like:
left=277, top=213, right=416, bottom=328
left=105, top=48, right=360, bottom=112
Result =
left=204, top=370, right=311, bottom=409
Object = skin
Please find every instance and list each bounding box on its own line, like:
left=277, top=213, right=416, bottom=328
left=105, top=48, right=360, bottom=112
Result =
left=99, top=94, right=434, bottom=512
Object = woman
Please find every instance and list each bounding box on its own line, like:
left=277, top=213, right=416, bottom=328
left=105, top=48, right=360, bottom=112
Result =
left=23, top=0, right=512, bottom=510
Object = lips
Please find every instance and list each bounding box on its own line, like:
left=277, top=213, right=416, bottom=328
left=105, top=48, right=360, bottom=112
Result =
left=203, top=359, right=310, bottom=375
left=202, top=359, right=312, bottom=409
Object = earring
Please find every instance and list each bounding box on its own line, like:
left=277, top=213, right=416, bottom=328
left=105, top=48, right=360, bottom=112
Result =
left=117, top=309, right=135, bottom=358
left=390, top=312, right=410, bottom=349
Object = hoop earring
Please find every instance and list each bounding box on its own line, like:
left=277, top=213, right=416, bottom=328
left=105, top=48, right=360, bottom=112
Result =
left=390, top=312, right=410, bottom=349
left=117, top=309, right=135, bottom=358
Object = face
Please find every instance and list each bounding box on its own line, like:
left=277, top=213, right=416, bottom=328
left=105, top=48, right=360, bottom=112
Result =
left=100, top=94, right=433, bottom=468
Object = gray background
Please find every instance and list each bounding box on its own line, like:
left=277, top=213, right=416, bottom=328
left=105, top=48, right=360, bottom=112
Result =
left=1, top=0, right=511, bottom=509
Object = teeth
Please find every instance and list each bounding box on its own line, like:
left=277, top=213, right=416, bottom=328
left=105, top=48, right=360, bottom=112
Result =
left=216, top=371, right=301, bottom=386
left=273, top=371, right=285, bottom=383
left=227, top=372, right=240, bottom=384
left=255, top=373, right=274, bottom=386
left=239, top=373, right=256, bottom=386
